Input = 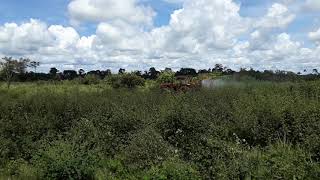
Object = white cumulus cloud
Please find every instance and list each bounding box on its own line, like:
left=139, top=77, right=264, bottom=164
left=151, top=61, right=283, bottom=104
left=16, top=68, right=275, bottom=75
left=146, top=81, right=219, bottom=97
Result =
left=68, top=0, right=156, bottom=27
left=309, top=28, right=320, bottom=43
left=304, top=0, right=320, bottom=11
left=255, top=3, right=295, bottom=29
left=0, top=0, right=319, bottom=72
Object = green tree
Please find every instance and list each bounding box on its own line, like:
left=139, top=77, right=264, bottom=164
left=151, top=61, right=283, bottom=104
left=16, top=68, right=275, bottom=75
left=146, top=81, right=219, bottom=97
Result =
left=118, top=68, right=125, bottom=74
left=78, top=69, right=85, bottom=77
left=213, top=64, right=223, bottom=73
left=106, top=73, right=145, bottom=89
left=49, top=67, right=58, bottom=75
left=148, top=67, right=160, bottom=79
left=49, top=67, right=59, bottom=80
left=121, top=73, right=145, bottom=89
left=157, top=71, right=176, bottom=83
left=105, top=74, right=122, bottom=88
left=83, top=74, right=100, bottom=85
left=0, top=57, right=30, bottom=88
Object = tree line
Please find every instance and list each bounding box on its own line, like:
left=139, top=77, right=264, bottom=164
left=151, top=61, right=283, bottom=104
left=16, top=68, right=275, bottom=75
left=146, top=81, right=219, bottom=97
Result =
left=1, top=57, right=320, bottom=88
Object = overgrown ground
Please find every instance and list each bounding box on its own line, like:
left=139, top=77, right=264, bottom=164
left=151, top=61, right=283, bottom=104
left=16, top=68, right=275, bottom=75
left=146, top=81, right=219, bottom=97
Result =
left=1, top=81, right=320, bottom=179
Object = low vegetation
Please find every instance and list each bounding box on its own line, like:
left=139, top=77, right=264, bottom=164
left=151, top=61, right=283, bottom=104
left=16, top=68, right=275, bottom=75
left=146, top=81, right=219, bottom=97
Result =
left=0, top=79, right=320, bottom=179
left=1, top=57, right=320, bottom=179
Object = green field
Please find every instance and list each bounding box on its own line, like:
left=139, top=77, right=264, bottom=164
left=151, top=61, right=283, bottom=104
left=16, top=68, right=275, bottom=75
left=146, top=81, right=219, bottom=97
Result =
left=1, top=81, right=320, bottom=179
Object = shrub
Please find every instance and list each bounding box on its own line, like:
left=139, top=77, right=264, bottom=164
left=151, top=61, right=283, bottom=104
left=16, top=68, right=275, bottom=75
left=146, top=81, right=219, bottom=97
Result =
left=105, top=73, right=145, bottom=89
left=94, top=158, right=129, bottom=180
left=1, top=81, right=320, bottom=179
left=157, top=102, right=209, bottom=151
left=105, top=74, right=122, bottom=88
left=1, top=159, right=38, bottom=179
left=120, top=73, right=145, bottom=89
left=31, top=140, right=99, bottom=180
left=157, top=72, right=176, bottom=84
left=144, top=158, right=201, bottom=180
left=122, top=128, right=174, bottom=170
left=245, top=143, right=320, bottom=179
left=83, top=74, right=101, bottom=85
left=74, top=74, right=100, bottom=85
left=186, top=138, right=249, bottom=179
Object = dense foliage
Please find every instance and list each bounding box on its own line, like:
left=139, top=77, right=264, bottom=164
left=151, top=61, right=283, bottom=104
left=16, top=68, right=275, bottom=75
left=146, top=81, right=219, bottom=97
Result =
left=1, top=80, right=320, bottom=179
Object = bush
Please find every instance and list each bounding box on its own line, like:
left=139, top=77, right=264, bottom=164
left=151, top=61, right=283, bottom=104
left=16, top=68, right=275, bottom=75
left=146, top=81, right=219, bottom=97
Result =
left=122, top=128, right=174, bottom=169
left=186, top=138, right=249, bottom=179
left=84, top=74, right=101, bottom=85
left=144, top=158, right=201, bottom=180
left=157, top=102, right=210, bottom=151
left=245, top=143, right=320, bottom=179
left=1, top=81, right=320, bottom=179
left=120, top=73, right=145, bottom=88
left=105, top=74, right=122, bottom=88
left=75, top=74, right=100, bottom=85
left=31, top=140, right=99, bottom=180
left=1, top=159, right=38, bottom=179
left=157, top=72, right=176, bottom=84
left=105, top=73, right=145, bottom=89
left=94, top=158, right=129, bottom=180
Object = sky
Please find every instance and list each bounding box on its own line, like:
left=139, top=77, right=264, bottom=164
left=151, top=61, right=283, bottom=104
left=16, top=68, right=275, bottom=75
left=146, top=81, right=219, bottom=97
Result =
left=0, top=0, right=320, bottom=72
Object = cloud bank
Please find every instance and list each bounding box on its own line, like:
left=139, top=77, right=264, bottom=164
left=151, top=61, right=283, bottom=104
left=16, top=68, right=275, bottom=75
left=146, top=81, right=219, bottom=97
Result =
left=0, top=0, right=319, bottom=72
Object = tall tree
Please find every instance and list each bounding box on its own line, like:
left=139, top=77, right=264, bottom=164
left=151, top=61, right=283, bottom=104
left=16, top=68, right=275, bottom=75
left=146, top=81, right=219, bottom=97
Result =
left=213, top=64, right=223, bottom=73
left=0, top=57, right=30, bottom=88
left=176, top=68, right=197, bottom=76
left=63, top=70, right=78, bottom=80
left=78, top=69, right=85, bottom=77
left=148, top=67, right=160, bottom=79
left=28, top=61, right=40, bottom=73
left=312, top=69, right=318, bottom=75
left=118, top=68, right=126, bottom=74
left=49, top=67, right=59, bottom=80
left=105, top=69, right=112, bottom=76
left=49, top=67, right=58, bottom=76
left=134, top=70, right=142, bottom=77
left=164, top=68, right=173, bottom=73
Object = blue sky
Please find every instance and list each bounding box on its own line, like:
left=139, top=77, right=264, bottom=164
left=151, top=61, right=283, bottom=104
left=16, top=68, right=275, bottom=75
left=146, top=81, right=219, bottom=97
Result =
left=0, top=0, right=316, bottom=37
left=0, top=0, right=68, bottom=25
left=0, top=0, right=319, bottom=72
left=0, top=0, right=180, bottom=35
left=0, top=0, right=288, bottom=34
